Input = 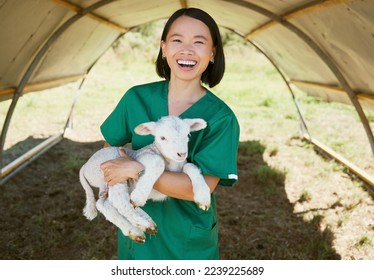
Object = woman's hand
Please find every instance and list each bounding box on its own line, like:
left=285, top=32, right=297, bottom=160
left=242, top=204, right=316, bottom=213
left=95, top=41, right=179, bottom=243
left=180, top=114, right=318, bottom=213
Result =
left=100, top=147, right=144, bottom=186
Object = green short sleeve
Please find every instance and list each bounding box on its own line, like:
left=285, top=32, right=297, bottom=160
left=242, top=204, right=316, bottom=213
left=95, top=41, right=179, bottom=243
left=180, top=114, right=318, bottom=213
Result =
left=100, top=91, right=132, bottom=146
left=192, top=113, right=240, bottom=187
left=100, top=82, right=169, bottom=148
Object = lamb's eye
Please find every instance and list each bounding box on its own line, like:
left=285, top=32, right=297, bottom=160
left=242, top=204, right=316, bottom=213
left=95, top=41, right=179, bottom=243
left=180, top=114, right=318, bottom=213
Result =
left=160, top=136, right=166, bottom=141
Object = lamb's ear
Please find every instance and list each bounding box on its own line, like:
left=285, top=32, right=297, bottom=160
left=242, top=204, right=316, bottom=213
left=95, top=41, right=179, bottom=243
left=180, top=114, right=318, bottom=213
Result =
left=134, top=122, right=156, bottom=135
left=184, top=118, right=207, bottom=132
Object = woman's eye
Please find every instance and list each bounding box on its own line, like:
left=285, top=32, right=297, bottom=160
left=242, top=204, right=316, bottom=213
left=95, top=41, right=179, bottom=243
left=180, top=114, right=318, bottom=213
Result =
left=195, top=41, right=204, bottom=44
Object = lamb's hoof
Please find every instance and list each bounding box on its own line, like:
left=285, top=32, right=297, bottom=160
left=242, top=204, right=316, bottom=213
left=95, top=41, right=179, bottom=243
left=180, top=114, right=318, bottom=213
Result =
left=128, top=228, right=146, bottom=244
left=136, top=235, right=146, bottom=244
left=130, top=200, right=140, bottom=208
left=99, top=184, right=109, bottom=199
left=130, top=234, right=146, bottom=244
left=99, top=190, right=108, bottom=199
left=145, top=225, right=158, bottom=235
left=134, top=236, right=146, bottom=244
left=197, top=203, right=210, bottom=211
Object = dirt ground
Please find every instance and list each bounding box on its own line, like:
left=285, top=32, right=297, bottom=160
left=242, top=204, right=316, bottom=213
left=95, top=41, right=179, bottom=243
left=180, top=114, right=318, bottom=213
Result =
left=0, top=130, right=373, bottom=260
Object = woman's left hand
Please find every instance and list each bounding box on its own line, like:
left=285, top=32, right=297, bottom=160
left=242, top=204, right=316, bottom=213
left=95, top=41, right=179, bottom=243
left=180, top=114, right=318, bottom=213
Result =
left=100, top=148, right=144, bottom=186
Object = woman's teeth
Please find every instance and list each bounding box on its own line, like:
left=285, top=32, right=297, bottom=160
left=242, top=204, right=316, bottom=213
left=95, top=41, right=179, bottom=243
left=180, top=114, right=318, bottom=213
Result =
left=177, top=60, right=196, bottom=67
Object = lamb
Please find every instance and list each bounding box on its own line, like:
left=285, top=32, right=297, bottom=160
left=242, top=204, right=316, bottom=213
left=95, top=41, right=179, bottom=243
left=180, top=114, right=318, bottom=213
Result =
left=79, top=115, right=211, bottom=243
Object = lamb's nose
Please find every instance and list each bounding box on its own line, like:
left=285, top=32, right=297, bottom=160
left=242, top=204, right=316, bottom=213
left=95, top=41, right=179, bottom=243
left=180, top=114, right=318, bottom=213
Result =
left=177, top=152, right=187, bottom=158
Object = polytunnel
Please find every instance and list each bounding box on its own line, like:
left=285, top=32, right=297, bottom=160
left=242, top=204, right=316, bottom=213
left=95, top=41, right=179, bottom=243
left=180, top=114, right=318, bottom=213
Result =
left=0, top=0, right=373, bottom=186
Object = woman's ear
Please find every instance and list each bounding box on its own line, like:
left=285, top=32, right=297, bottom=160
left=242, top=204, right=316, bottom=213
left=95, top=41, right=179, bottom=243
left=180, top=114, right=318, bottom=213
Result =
left=210, top=47, right=216, bottom=63
left=161, top=41, right=166, bottom=58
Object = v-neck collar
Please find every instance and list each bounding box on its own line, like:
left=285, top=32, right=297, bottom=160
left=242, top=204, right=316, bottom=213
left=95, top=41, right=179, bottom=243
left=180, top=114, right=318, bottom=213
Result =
left=161, top=81, right=210, bottom=117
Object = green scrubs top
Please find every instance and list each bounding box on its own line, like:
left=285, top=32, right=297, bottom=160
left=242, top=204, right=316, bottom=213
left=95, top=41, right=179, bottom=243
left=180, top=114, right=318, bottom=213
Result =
left=100, top=80, right=239, bottom=260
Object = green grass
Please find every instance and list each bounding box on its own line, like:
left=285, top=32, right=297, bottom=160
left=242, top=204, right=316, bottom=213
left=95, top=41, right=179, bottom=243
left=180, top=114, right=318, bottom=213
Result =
left=299, top=190, right=312, bottom=203
left=239, top=140, right=266, bottom=157
left=64, top=154, right=86, bottom=171
left=355, top=235, right=372, bottom=248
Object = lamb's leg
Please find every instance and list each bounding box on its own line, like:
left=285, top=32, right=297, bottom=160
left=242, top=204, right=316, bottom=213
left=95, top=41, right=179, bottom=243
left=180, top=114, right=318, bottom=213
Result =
left=108, top=183, right=158, bottom=234
left=96, top=197, right=146, bottom=244
left=134, top=207, right=158, bottom=234
left=183, top=163, right=211, bottom=211
left=130, top=154, right=165, bottom=208
left=79, top=165, right=98, bottom=220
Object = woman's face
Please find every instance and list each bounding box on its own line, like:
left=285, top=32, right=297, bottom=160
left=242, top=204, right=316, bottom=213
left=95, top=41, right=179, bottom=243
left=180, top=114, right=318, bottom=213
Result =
left=161, top=16, right=215, bottom=84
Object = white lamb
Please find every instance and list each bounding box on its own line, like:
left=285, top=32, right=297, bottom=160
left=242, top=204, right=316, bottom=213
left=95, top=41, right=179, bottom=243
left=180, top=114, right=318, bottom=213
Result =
left=79, top=116, right=211, bottom=243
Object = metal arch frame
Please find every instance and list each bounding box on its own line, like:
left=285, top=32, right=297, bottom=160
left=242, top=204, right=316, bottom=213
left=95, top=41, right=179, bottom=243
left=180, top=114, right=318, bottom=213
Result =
left=222, top=0, right=374, bottom=155
left=0, top=0, right=117, bottom=183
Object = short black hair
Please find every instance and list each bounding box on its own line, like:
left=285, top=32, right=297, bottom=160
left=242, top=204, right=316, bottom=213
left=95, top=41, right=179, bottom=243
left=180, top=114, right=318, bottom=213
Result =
left=155, top=8, right=225, bottom=88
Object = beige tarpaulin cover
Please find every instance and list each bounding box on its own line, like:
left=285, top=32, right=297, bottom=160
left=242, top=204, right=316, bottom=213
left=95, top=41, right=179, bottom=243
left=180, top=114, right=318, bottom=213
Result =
left=0, top=0, right=373, bottom=183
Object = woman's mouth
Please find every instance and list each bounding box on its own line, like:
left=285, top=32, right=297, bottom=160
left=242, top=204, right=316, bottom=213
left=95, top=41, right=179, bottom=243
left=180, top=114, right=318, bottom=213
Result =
left=177, top=59, right=197, bottom=69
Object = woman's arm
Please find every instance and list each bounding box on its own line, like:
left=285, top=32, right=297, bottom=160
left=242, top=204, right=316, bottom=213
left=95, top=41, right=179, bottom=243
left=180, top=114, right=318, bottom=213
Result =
left=100, top=142, right=219, bottom=202
left=153, top=172, right=219, bottom=201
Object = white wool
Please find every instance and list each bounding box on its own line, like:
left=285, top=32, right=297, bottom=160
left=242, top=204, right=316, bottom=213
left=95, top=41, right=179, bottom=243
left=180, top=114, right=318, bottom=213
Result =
left=79, top=116, right=211, bottom=244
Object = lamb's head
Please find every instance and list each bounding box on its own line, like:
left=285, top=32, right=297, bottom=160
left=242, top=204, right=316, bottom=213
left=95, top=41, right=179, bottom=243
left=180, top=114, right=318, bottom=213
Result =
left=134, top=116, right=207, bottom=162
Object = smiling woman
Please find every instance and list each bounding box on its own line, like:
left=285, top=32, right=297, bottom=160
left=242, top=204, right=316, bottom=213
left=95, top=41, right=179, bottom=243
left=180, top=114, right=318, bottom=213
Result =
left=156, top=8, right=225, bottom=90
left=99, top=8, right=240, bottom=260
left=161, top=15, right=214, bottom=87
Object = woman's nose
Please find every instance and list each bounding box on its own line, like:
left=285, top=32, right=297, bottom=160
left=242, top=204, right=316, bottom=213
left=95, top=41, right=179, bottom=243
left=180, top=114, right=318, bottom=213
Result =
left=180, top=43, right=194, bottom=54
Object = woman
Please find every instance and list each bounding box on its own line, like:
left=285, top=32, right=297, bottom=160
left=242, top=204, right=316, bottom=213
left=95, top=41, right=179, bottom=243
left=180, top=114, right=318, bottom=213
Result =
left=100, top=7, right=240, bottom=260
